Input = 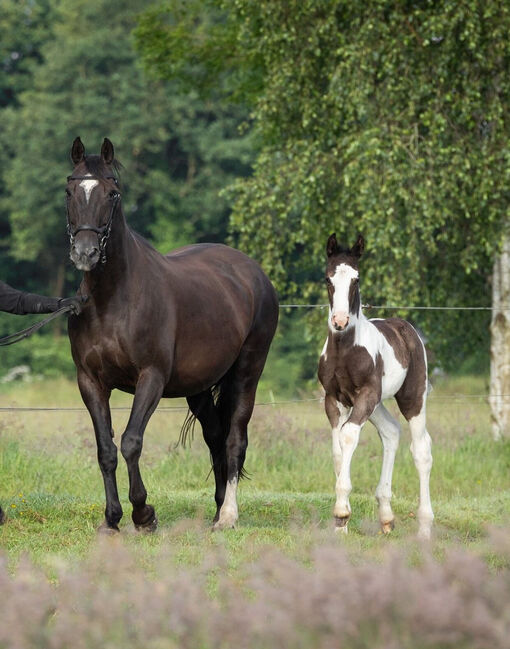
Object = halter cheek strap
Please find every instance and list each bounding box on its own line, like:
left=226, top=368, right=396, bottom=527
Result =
left=66, top=175, right=120, bottom=264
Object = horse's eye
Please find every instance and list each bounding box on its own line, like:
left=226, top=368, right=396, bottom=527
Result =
left=65, top=189, right=71, bottom=198
left=325, top=277, right=332, bottom=286
left=109, top=190, right=120, bottom=200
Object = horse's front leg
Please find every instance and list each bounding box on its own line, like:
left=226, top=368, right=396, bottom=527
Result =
left=334, top=388, right=379, bottom=533
left=121, top=368, right=164, bottom=531
left=78, top=372, right=122, bottom=533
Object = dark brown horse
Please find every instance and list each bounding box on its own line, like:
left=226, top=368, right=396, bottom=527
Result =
left=318, top=234, right=433, bottom=539
left=66, top=137, right=278, bottom=532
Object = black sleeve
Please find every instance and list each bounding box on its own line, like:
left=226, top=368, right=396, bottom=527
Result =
left=0, top=281, right=61, bottom=314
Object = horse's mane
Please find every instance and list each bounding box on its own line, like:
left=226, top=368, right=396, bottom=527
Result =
left=83, top=155, right=123, bottom=185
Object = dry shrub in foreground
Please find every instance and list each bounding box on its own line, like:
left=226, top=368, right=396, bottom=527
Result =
left=1, top=531, right=509, bottom=649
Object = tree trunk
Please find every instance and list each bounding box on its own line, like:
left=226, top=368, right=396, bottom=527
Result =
left=490, top=230, right=510, bottom=440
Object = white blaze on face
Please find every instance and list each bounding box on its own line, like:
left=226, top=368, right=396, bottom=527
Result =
left=79, top=174, right=98, bottom=204
left=329, top=263, right=359, bottom=331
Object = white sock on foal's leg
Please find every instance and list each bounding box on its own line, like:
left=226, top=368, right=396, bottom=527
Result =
left=334, top=421, right=361, bottom=532
left=370, top=404, right=401, bottom=534
left=408, top=409, right=434, bottom=540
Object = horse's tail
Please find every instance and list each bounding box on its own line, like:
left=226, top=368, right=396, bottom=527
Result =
left=177, top=370, right=232, bottom=449
left=177, top=370, right=249, bottom=480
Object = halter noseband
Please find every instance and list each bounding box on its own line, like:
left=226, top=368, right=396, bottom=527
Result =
left=66, top=175, right=120, bottom=264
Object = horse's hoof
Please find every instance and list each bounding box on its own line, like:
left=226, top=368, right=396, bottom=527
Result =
left=97, top=520, right=120, bottom=535
left=381, top=519, right=395, bottom=535
left=212, top=512, right=237, bottom=531
left=135, top=515, right=158, bottom=533
left=0, top=509, right=6, bottom=525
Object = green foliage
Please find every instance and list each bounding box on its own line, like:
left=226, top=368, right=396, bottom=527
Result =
left=136, top=0, right=510, bottom=369
left=0, top=0, right=253, bottom=283
left=0, top=0, right=254, bottom=376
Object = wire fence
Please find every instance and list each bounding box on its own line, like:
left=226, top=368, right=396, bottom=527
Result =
left=279, top=303, right=501, bottom=311
left=0, top=301, right=503, bottom=413
left=0, top=393, right=508, bottom=414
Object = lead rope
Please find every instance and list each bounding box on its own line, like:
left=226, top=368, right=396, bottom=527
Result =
left=0, top=305, right=74, bottom=346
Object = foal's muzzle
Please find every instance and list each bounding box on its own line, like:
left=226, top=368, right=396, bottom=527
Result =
left=331, top=312, right=350, bottom=331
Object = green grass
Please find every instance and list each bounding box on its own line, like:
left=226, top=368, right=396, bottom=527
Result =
left=0, top=375, right=509, bottom=572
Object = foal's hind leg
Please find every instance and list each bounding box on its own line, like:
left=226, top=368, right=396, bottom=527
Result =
left=407, top=405, right=434, bottom=540
left=369, top=403, right=401, bottom=534
left=187, top=390, right=227, bottom=523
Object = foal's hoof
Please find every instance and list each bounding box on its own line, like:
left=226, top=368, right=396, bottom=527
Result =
left=97, top=520, right=120, bottom=536
left=381, top=519, right=395, bottom=535
left=334, top=516, right=350, bottom=534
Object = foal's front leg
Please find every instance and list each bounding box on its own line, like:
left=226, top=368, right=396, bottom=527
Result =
left=78, top=372, right=122, bottom=532
left=333, top=389, right=378, bottom=533
left=121, top=368, right=164, bottom=531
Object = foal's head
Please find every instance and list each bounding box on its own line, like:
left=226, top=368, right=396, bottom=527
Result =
left=325, top=233, right=365, bottom=333
left=66, top=137, right=121, bottom=271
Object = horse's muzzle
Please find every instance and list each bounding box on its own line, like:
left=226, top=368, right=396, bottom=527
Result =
left=70, top=243, right=100, bottom=271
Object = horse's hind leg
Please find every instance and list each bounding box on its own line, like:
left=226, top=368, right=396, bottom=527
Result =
left=121, top=368, right=165, bottom=531
left=187, top=390, right=227, bottom=523
left=213, top=345, right=268, bottom=531
left=369, top=403, right=401, bottom=534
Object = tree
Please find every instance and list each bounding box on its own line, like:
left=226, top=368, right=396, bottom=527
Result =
left=0, top=0, right=253, bottom=288
left=136, top=0, right=510, bottom=435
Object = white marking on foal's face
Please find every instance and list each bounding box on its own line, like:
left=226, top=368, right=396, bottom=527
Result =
left=329, top=263, right=359, bottom=333
left=79, top=174, right=98, bottom=204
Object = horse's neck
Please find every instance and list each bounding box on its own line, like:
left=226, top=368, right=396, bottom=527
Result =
left=81, top=211, right=132, bottom=298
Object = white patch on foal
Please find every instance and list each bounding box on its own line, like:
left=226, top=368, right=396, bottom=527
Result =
left=79, top=174, right=98, bottom=204
left=328, top=263, right=359, bottom=334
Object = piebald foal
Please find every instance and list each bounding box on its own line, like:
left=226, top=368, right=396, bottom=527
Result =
left=318, top=234, right=433, bottom=539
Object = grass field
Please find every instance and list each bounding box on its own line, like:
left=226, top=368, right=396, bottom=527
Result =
left=1, top=374, right=509, bottom=563
left=1, top=375, right=509, bottom=647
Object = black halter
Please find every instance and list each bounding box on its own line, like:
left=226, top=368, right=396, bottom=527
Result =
left=66, top=175, right=120, bottom=264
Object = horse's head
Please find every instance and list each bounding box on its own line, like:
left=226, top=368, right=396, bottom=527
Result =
left=325, top=233, right=364, bottom=333
left=66, top=137, right=121, bottom=271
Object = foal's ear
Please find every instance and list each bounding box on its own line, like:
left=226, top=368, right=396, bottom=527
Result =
left=350, top=234, right=365, bottom=258
left=100, top=138, right=115, bottom=165
left=71, top=137, right=85, bottom=165
left=326, top=233, right=339, bottom=257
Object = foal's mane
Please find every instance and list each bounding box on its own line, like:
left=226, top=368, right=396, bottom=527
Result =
left=82, top=154, right=123, bottom=184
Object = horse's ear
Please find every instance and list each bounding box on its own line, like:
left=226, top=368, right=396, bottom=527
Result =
left=350, top=234, right=364, bottom=258
left=101, top=138, right=115, bottom=165
left=326, top=233, right=339, bottom=257
left=71, top=137, right=85, bottom=165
